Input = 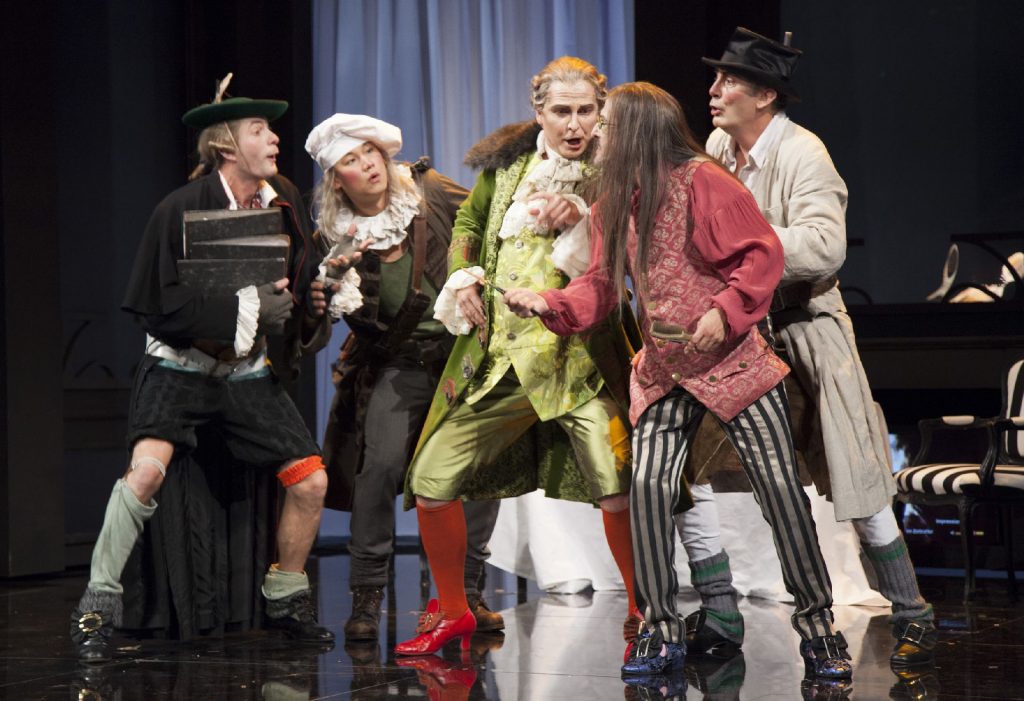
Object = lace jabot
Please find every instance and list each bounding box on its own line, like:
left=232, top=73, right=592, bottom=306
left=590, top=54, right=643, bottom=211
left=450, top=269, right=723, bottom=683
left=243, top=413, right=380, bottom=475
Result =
left=321, top=163, right=421, bottom=251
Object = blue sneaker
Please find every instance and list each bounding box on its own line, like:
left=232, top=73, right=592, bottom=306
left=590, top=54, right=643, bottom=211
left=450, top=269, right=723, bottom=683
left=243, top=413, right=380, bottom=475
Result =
left=621, top=627, right=685, bottom=676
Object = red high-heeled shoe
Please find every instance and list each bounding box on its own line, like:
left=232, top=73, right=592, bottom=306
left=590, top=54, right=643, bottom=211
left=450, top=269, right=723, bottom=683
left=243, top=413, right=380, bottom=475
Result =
left=395, top=599, right=476, bottom=656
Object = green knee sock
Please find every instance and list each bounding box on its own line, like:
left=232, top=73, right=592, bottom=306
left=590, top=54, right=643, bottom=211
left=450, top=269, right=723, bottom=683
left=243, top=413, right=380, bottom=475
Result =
left=863, top=535, right=934, bottom=625
left=690, top=550, right=744, bottom=644
left=262, top=565, right=309, bottom=600
left=88, top=479, right=157, bottom=595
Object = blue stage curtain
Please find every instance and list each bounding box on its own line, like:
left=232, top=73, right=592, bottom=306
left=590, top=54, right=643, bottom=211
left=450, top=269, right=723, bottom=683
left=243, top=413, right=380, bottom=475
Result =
left=311, top=0, right=633, bottom=537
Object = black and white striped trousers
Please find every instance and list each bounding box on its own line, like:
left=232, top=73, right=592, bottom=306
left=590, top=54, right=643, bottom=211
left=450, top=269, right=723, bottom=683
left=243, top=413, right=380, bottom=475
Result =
left=631, top=383, right=835, bottom=643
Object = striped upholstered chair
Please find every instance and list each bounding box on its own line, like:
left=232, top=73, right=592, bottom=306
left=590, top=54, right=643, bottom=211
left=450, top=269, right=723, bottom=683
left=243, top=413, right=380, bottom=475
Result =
left=894, top=358, right=1024, bottom=602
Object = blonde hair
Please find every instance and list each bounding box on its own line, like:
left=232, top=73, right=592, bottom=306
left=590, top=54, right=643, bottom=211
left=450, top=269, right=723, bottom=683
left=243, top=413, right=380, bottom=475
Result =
left=530, top=56, right=608, bottom=112
left=311, top=143, right=417, bottom=237
left=188, top=119, right=244, bottom=181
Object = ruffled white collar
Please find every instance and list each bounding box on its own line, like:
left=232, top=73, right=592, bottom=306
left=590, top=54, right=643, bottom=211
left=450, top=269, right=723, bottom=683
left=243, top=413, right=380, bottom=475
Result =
left=322, top=164, right=421, bottom=251
left=527, top=131, right=587, bottom=192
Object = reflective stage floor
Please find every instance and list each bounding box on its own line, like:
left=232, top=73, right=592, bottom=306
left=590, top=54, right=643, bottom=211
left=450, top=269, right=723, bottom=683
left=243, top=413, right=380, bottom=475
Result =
left=1, top=551, right=1020, bottom=700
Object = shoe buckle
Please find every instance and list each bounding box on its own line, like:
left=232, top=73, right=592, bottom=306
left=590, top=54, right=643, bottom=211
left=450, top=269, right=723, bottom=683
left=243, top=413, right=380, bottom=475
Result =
left=685, top=609, right=706, bottom=636
left=900, top=622, right=927, bottom=645
left=78, top=611, right=104, bottom=634
left=822, top=636, right=840, bottom=660
left=635, top=635, right=654, bottom=659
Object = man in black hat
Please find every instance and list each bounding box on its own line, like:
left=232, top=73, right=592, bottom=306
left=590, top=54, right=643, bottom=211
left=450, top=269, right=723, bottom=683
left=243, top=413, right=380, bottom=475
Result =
left=70, top=79, right=337, bottom=663
left=676, top=27, right=936, bottom=675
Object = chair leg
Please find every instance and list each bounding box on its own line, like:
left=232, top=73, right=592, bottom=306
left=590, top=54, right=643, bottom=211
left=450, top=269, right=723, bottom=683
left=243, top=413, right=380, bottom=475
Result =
left=1005, top=504, right=1018, bottom=600
left=959, top=498, right=977, bottom=603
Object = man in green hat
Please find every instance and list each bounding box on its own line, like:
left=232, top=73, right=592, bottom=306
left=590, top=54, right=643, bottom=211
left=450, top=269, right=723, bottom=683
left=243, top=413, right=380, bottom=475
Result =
left=70, top=79, right=337, bottom=663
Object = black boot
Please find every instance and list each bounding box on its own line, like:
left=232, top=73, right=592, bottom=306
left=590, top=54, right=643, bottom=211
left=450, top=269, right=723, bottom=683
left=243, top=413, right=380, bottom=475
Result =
left=69, top=589, right=121, bottom=664
left=344, top=586, right=384, bottom=641
left=265, top=589, right=335, bottom=644
left=890, top=619, right=937, bottom=669
left=684, top=609, right=742, bottom=659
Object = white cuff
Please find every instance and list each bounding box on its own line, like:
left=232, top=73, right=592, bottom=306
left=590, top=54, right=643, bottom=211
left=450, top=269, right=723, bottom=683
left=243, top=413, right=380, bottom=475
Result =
left=234, top=285, right=260, bottom=356
left=433, top=266, right=485, bottom=335
left=326, top=268, right=363, bottom=320
left=551, top=207, right=591, bottom=279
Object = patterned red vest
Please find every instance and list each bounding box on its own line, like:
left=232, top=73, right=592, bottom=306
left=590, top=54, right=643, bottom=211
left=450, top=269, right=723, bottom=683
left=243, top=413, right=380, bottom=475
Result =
left=627, top=161, right=789, bottom=424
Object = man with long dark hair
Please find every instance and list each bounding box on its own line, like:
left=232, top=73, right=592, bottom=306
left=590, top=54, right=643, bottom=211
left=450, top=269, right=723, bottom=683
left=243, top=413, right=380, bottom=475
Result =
left=504, top=82, right=852, bottom=684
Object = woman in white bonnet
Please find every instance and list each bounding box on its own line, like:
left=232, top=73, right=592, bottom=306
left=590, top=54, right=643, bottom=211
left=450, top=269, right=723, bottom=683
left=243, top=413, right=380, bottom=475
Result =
left=304, top=114, right=504, bottom=642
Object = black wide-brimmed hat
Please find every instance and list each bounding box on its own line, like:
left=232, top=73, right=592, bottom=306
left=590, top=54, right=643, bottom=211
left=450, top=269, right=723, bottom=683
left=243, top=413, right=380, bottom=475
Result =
left=702, top=27, right=802, bottom=100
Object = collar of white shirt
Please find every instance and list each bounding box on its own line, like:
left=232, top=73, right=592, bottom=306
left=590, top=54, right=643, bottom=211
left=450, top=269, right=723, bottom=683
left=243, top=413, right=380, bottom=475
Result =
left=722, top=111, right=790, bottom=180
left=217, top=171, right=278, bottom=210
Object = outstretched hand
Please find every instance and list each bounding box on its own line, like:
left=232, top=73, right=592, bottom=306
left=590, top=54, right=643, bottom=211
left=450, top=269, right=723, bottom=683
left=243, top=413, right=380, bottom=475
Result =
left=503, top=288, right=550, bottom=318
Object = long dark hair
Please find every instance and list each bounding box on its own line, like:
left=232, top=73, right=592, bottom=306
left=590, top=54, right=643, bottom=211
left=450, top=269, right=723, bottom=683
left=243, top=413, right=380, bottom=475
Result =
left=595, top=82, right=710, bottom=300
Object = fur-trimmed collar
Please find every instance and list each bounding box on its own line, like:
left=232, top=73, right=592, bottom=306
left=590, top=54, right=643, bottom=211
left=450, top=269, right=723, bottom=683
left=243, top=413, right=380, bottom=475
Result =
left=464, top=121, right=541, bottom=172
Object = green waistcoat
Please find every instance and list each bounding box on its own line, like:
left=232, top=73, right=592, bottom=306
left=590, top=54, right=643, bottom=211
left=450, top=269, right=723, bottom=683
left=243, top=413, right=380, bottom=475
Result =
left=405, top=152, right=637, bottom=508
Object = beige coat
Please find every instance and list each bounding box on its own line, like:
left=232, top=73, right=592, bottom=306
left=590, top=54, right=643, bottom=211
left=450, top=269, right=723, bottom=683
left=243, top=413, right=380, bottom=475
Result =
left=706, top=120, right=896, bottom=521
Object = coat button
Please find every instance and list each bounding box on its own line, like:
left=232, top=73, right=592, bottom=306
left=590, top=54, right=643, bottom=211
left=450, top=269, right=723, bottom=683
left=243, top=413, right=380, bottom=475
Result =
left=671, top=372, right=682, bottom=382
left=656, top=339, right=666, bottom=347
left=739, top=361, right=748, bottom=369
left=647, top=302, right=657, bottom=310
left=515, top=240, right=524, bottom=249
left=509, top=272, right=518, bottom=281
left=708, top=375, right=717, bottom=382
left=507, top=332, right=516, bottom=341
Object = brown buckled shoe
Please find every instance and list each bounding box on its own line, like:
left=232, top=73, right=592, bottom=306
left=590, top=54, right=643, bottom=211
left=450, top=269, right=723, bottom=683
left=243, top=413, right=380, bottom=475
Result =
left=467, top=594, right=504, bottom=632
left=344, top=586, right=384, bottom=641
left=890, top=620, right=937, bottom=669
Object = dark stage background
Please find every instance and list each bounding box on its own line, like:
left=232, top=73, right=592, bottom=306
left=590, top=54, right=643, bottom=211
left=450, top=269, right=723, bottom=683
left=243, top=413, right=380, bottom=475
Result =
left=1, top=0, right=1021, bottom=577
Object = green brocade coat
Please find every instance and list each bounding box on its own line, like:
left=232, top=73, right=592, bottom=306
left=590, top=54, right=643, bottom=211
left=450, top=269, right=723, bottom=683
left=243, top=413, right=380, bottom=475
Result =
left=405, top=122, right=638, bottom=509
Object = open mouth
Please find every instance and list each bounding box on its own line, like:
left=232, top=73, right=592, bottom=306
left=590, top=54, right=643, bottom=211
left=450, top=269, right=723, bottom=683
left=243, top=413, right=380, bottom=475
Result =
left=565, top=138, right=583, bottom=149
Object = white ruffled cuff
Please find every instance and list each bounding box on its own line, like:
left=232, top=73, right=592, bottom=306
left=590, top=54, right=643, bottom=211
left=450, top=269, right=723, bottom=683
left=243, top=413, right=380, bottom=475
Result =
left=326, top=268, right=363, bottom=319
left=550, top=200, right=591, bottom=279
left=433, top=266, right=485, bottom=335
left=234, top=285, right=260, bottom=356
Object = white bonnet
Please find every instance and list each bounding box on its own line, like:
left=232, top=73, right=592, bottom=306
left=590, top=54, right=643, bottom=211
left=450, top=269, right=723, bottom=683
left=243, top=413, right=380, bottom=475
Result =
left=305, top=113, right=402, bottom=171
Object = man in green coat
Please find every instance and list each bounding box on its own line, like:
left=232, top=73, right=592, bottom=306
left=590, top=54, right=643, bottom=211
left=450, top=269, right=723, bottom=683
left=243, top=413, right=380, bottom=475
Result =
left=395, top=57, right=641, bottom=657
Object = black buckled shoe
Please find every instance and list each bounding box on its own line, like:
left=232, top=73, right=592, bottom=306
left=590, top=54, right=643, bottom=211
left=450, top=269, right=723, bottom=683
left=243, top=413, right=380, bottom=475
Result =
left=265, top=589, right=336, bottom=644
left=70, top=589, right=121, bottom=664
left=799, top=632, right=853, bottom=680
left=344, top=586, right=384, bottom=641
left=683, top=609, right=742, bottom=659
left=890, top=620, right=937, bottom=669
